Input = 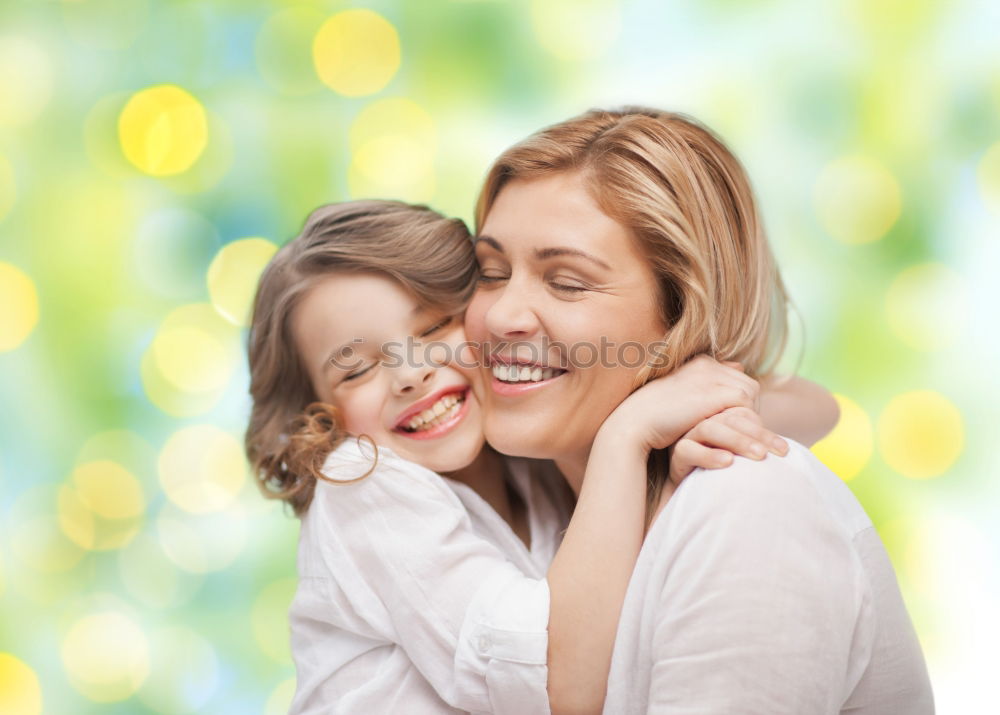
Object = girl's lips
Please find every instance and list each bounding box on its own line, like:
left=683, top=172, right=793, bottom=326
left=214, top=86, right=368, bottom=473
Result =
left=393, top=387, right=472, bottom=441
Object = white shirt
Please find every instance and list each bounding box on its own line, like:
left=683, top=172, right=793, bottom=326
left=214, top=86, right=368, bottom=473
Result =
left=603, top=438, right=935, bottom=714
left=287, top=438, right=572, bottom=715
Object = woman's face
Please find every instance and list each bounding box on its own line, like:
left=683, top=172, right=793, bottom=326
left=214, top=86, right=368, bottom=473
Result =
left=292, top=272, right=486, bottom=473
left=465, top=171, right=667, bottom=468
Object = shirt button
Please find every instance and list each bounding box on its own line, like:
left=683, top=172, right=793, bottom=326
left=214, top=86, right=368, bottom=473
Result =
left=476, top=634, right=490, bottom=654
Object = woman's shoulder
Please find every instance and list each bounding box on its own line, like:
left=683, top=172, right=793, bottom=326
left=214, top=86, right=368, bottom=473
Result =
left=667, top=438, right=872, bottom=539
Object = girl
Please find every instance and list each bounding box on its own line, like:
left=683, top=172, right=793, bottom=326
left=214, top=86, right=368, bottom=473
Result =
left=246, top=199, right=833, bottom=714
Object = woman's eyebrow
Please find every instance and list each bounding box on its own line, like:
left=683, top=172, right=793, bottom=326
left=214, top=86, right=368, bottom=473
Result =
left=534, top=246, right=611, bottom=271
left=474, top=236, right=611, bottom=271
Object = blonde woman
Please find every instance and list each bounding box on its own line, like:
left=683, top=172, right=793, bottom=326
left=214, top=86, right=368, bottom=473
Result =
left=467, top=107, right=934, bottom=713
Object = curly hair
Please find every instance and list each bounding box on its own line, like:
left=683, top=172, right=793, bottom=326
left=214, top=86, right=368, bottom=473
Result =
left=245, top=200, right=476, bottom=516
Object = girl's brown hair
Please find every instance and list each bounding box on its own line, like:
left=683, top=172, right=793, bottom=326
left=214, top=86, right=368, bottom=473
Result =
left=245, top=200, right=475, bottom=516
left=475, top=107, right=790, bottom=520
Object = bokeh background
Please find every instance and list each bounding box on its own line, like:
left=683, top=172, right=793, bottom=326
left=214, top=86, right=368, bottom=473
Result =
left=0, top=0, right=997, bottom=712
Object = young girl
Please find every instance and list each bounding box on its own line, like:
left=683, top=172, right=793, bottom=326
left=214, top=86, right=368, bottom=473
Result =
left=245, top=200, right=834, bottom=714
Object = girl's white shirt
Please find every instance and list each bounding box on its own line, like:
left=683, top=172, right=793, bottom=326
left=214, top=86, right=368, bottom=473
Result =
left=287, top=437, right=572, bottom=715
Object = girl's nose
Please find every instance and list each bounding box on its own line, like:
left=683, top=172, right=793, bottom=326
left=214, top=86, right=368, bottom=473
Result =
left=391, top=361, right=434, bottom=396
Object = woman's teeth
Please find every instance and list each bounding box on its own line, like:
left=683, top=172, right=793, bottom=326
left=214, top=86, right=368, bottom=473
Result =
left=491, top=364, right=562, bottom=383
left=403, top=393, right=464, bottom=432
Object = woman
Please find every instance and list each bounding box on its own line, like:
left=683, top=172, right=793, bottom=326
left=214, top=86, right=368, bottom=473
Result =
left=466, top=107, right=934, bottom=713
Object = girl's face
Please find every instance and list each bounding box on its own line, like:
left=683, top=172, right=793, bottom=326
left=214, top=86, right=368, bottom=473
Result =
left=292, top=272, right=486, bottom=473
left=465, top=171, right=666, bottom=471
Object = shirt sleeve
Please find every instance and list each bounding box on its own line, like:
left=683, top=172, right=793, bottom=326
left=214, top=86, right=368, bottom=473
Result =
left=639, top=450, right=871, bottom=714
left=307, top=442, right=551, bottom=715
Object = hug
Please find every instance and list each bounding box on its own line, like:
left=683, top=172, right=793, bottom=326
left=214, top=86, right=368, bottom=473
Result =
left=246, top=108, right=934, bottom=714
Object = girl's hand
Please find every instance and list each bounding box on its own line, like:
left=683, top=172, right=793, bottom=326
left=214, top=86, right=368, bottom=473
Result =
left=598, top=354, right=763, bottom=457
left=668, top=405, right=789, bottom=486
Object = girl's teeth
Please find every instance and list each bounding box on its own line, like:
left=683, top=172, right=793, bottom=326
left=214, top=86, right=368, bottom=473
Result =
left=403, top=394, right=464, bottom=432
left=531, top=367, right=542, bottom=381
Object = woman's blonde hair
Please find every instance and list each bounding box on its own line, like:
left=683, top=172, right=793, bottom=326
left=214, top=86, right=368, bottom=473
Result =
left=245, top=200, right=475, bottom=516
left=475, top=107, right=790, bottom=518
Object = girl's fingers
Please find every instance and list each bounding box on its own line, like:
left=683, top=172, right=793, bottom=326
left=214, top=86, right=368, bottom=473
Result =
left=685, top=419, right=773, bottom=460
left=672, top=438, right=734, bottom=474
left=715, top=411, right=789, bottom=455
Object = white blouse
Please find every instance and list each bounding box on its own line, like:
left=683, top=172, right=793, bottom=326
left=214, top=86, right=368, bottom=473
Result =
left=287, top=438, right=572, bottom=715
left=603, top=438, right=934, bottom=714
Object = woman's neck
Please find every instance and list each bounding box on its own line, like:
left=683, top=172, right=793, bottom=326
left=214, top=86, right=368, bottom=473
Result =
left=446, top=448, right=530, bottom=547
left=554, top=449, right=590, bottom=497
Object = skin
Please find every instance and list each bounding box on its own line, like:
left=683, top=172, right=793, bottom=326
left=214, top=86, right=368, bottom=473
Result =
left=467, top=171, right=669, bottom=492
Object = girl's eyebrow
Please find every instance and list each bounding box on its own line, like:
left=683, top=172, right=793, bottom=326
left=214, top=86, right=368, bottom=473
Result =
left=474, top=235, right=611, bottom=271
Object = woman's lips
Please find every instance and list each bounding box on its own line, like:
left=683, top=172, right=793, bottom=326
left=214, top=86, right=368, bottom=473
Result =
left=489, top=366, right=567, bottom=397
left=393, top=387, right=472, bottom=441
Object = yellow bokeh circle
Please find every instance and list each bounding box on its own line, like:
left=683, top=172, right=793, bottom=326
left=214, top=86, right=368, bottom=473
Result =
left=0, top=36, right=53, bottom=128
left=885, top=262, right=969, bottom=352
left=0, top=153, right=15, bottom=221
left=530, top=0, right=622, bottom=61
left=348, top=98, right=436, bottom=203
left=159, top=425, right=247, bottom=514
left=251, top=578, right=297, bottom=663
left=61, top=612, right=150, bottom=702
left=0, top=262, right=39, bottom=352
left=878, top=390, right=964, bottom=479
left=142, top=303, right=240, bottom=417
left=313, top=10, right=401, bottom=97
left=57, top=461, right=145, bottom=551
left=0, top=652, right=43, bottom=715
left=814, top=155, right=902, bottom=244
left=810, top=393, right=874, bottom=481
left=265, top=677, right=297, bottom=715
left=207, top=237, right=279, bottom=326
left=118, top=85, right=208, bottom=176
left=976, top=141, right=1000, bottom=216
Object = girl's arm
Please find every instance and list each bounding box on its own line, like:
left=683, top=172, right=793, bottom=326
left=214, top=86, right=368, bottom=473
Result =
left=545, top=356, right=788, bottom=714
left=757, top=374, right=839, bottom=446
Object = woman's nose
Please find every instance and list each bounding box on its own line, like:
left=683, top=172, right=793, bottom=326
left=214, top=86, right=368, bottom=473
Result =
left=484, top=282, right=540, bottom=339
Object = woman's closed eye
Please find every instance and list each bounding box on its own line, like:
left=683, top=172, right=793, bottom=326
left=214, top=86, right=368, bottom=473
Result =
left=476, top=271, right=508, bottom=285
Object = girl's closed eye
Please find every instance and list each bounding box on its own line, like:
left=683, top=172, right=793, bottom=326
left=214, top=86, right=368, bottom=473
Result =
left=342, top=362, right=375, bottom=383
left=419, top=315, right=454, bottom=337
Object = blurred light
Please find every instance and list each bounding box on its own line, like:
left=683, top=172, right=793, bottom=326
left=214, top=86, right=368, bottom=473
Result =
left=159, top=425, right=247, bottom=514
left=76, top=430, right=157, bottom=482
left=142, top=303, right=240, bottom=417
left=313, top=10, right=400, bottom=97
left=207, top=238, right=279, bottom=326
left=137, top=627, right=219, bottom=714
left=814, top=156, right=902, bottom=244
left=810, top=393, right=873, bottom=481
left=156, top=503, right=247, bottom=573
left=0, top=653, right=42, bottom=715
left=264, top=677, right=296, bottom=715
left=158, top=111, right=234, bottom=195
left=61, top=612, right=149, bottom=702
left=0, top=153, right=15, bottom=221
left=976, top=141, right=1000, bottom=216
left=118, top=533, right=198, bottom=610
left=8, top=486, right=86, bottom=574
left=118, top=85, right=208, bottom=176
left=530, top=0, right=621, bottom=61
left=256, top=7, right=327, bottom=95
left=878, top=390, right=964, bottom=479
left=57, top=461, right=144, bottom=551
left=885, top=263, right=969, bottom=351
left=251, top=578, right=296, bottom=663
left=0, top=262, right=39, bottom=352
left=133, top=208, right=221, bottom=299
left=0, top=36, right=53, bottom=128
left=60, top=0, right=150, bottom=51
left=348, top=98, right=436, bottom=202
